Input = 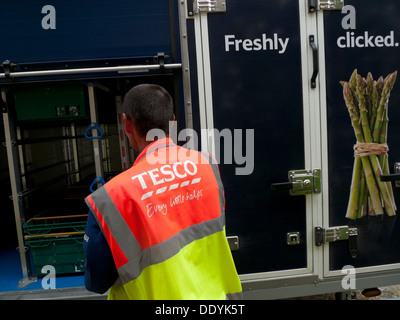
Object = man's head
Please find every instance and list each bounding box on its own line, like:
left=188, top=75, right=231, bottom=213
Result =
left=122, top=84, right=174, bottom=151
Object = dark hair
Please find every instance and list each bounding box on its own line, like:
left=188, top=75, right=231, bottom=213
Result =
left=122, top=84, right=174, bottom=137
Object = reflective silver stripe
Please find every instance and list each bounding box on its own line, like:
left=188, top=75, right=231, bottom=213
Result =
left=118, top=212, right=225, bottom=283
left=200, top=152, right=225, bottom=215
left=87, top=182, right=225, bottom=284
left=86, top=186, right=142, bottom=262
left=145, top=143, right=175, bottom=156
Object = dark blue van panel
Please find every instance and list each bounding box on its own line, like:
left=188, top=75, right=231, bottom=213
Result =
left=0, top=1, right=172, bottom=65
left=324, top=0, right=400, bottom=270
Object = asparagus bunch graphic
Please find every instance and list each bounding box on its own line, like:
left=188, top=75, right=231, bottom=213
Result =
left=341, top=70, right=397, bottom=219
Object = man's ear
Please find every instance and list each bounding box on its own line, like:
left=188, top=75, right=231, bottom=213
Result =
left=123, top=113, right=133, bottom=135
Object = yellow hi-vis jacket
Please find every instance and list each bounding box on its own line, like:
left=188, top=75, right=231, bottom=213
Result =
left=85, top=138, right=242, bottom=299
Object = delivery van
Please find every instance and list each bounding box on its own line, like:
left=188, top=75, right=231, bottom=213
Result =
left=1, top=0, right=400, bottom=300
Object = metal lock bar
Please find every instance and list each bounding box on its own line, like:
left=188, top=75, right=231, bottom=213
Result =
left=316, top=225, right=357, bottom=244
left=271, top=169, right=321, bottom=196
left=315, top=226, right=358, bottom=258
left=379, top=162, right=400, bottom=187
left=288, top=170, right=313, bottom=196
left=309, top=0, right=344, bottom=12
left=395, top=162, right=400, bottom=188
left=319, top=0, right=344, bottom=10
left=288, top=169, right=321, bottom=196
left=325, top=226, right=357, bottom=243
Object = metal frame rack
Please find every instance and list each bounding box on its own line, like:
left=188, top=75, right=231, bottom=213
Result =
left=2, top=83, right=95, bottom=287
left=1, top=61, right=181, bottom=289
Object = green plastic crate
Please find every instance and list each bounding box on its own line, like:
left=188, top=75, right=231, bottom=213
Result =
left=24, top=214, right=87, bottom=275
left=13, top=82, right=87, bottom=122
left=25, top=235, right=86, bottom=275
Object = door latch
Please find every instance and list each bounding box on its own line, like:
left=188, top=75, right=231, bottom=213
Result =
left=227, top=236, right=239, bottom=251
left=271, top=169, right=321, bottom=196
left=315, top=225, right=358, bottom=258
left=309, top=0, right=344, bottom=13
left=287, top=232, right=300, bottom=245
left=380, top=162, right=400, bottom=188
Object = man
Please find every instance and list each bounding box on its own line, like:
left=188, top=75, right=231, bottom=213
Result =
left=83, top=84, right=242, bottom=299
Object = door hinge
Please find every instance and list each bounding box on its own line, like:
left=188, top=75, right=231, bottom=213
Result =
left=188, top=0, right=226, bottom=17
left=315, top=226, right=358, bottom=258
left=309, top=0, right=344, bottom=13
left=271, top=169, right=321, bottom=196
